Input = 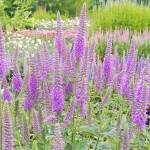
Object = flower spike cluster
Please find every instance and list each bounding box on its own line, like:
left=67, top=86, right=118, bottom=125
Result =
left=0, top=21, right=6, bottom=79
left=2, top=100, right=14, bottom=150
left=52, top=43, right=64, bottom=113
left=55, top=11, right=63, bottom=57
left=53, top=123, right=64, bottom=150
left=74, top=4, right=86, bottom=59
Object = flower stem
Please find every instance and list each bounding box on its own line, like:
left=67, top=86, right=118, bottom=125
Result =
left=138, top=127, right=142, bottom=150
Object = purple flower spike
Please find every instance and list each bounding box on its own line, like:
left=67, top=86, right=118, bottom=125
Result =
left=132, top=81, right=149, bottom=131
left=29, top=53, right=38, bottom=103
left=0, top=21, right=6, bottom=79
left=63, top=98, right=75, bottom=126
left=2, top=77, right=12, bottom=104
left=12, top=65, right=22, bottom=93
left=12, top=48, right=22, bottom=93
left=32, top=109, right=41, bottom=136
left=44, top=115, right=57, bottom=123
left=2, top=101, right=14, bottom=150
left=74, top=4, right=86, bottom=59
left=52, top=43, right=64, bottom=113
left=55, top=11, right=63, bottom=57
left=121, top=128, right=130, bottom=150
left=53, top=123, right=64, bottom=150
left=23, top=111, right=30, bottom=148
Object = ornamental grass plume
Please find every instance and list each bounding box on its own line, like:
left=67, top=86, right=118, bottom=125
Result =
left=2, top=77, right=12, bottom=104
left=22, top=111, right=30, bottom=148
left=55, top=11, right=63, bottom=57
left=32, top=109, right=41, bottom=136
left=52, top=43, right=64, bottom=113
left=0, top=21, right=6, bottom=79
left=2, top=100, right=14, bottom=150
left=53, top=123, right=64, bottom=150
left=74, top=4, right=86, bottom=59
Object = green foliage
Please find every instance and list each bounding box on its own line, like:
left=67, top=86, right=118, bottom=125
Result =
left=32, top=7, right=67, bottom=20
left=0, top=0, right=35, bottom=30
left=1, top=15, right=11, bottom=30
left=32, top=7, right=51, bottom=20
left=89, top=2, right=150, bottom=32
left=10, top=9, right=34, bottom=30
left=36, top=0, right=92, bottom=17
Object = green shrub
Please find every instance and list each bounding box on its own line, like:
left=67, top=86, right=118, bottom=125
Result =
left=32, top=7, right=50, bottom=20
left=1, top=15, right=11, bottom=30
left=32, top=7, right=67, bottom=20
left=48, top=14, right=67, bottom=20
left=89, top=2, right=150, bottom=32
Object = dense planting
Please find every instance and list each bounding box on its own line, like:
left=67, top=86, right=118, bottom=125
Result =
left=90, top=2, right=150, bottom=32
left=0, top=4, right=150, bottom=150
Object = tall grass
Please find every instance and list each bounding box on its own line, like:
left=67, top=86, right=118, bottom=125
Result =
left=89, top=2, right=150, bottom=32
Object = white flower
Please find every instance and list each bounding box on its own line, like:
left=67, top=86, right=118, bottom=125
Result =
left=18, top=44, right=22, bottom=48
left=17, top=34, right=21, bottom=37
left=1, top=89, right=4, bottom=94
left=37, top=39, right=41, bottom=43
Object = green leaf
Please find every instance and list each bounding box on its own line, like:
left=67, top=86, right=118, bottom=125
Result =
left=79, top=125, right=99, bottom=137
left=74, top=142, right=88, bottom=150
left=100, top=125, right=117, bottom=139
left=96, top=141, right=116, bottom=150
